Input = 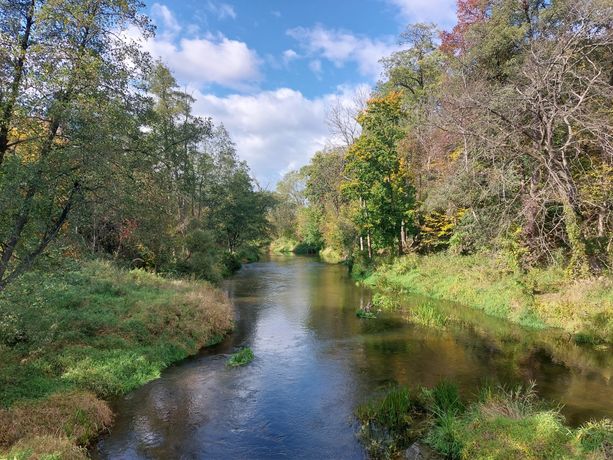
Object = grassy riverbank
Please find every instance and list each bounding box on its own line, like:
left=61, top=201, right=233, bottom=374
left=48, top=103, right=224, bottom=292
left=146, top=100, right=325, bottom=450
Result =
left=364, top=253, right=613, bottom=345
left=0, top=260, right=233, bottom=459
left=357, top=382, right=612, bottom=459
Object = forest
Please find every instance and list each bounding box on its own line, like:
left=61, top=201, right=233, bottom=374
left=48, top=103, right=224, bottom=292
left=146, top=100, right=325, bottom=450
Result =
left=0, top=0, right=612, bottom=459
left=271, top=0, right=612, bottom=342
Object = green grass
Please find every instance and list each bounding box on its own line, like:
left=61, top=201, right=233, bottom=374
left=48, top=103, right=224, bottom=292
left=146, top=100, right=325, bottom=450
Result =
left=355, top=382, right=613, bottom=460
left=355, top=386, right=429, bottom=459
left=0, top=259, right=234, bottom=457
left=226, top=347, right=254, bottom=367
left=365, top=252, right=613, bottom=344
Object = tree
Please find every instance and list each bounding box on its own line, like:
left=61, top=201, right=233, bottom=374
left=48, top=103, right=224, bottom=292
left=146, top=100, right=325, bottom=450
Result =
left=342, top=92, right=416, bottom=255
left=0, top=0, right=151, bottom=290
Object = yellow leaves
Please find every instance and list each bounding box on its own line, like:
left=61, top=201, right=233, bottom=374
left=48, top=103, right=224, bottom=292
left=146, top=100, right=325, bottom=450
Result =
left=420, top=208, right=466, bottom=250
left=449, top=145, right=463, bottom=162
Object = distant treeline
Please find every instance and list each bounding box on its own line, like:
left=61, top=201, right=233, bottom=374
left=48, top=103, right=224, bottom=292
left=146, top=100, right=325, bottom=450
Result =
left=0, top=0, right=274, bottom=289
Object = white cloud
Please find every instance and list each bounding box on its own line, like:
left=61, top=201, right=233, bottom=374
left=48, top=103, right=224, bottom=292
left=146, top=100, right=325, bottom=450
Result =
left=287, top=25, right=399, bottom=79
left=282, top=49, right=299, bottom=64
left=191, top=85, right=370, bottom=185
left=387, top=0, right=457, bottom=28
left=151, top=3, right=181, bottom=37
left=206, top=1, right=236, bottom=20
left=151, top=36, right=260, bottom=88
left=126, top=5, right=259, bottom=89
left=309, top=59, right=322, bottom=77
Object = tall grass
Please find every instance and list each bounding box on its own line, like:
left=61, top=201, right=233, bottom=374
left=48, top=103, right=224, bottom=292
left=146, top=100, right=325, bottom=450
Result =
left=356, top=382, right=613, bottom=460
left=366, top=252, right=613, bottom=344
left=355, top=386, right=428, bottom=459
left=0, top=260, right=234, bottom=457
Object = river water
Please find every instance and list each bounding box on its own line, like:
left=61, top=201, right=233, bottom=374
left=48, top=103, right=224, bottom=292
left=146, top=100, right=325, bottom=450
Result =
left=93, top=256, right=613, bottom=459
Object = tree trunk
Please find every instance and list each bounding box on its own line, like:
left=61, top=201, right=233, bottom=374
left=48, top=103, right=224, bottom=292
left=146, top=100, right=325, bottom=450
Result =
left=0, top=0, right=36, bottom=166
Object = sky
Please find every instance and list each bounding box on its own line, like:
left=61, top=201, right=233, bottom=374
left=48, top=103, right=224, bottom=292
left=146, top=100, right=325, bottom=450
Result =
left=135, top=0, right=457, bottom=188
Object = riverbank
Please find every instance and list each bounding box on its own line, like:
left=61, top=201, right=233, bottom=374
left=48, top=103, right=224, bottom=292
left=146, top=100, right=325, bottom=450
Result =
left=357, top=382, right=612, bottom=459
left=269, top=238, right=345, bottom=264
left=364, top=253, right=613, bottom=345
left=0, top=260, right=233, bottom=459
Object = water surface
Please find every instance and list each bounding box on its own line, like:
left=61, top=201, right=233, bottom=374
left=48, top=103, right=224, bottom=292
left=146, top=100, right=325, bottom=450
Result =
left=93, top=256, right=613, bottom=459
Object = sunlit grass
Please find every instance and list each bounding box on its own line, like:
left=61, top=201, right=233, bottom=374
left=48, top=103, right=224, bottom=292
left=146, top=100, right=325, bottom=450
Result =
left=0, top=260, right=234, bottom=456
left=355, top=381, right=613, bottom=460
left=366, top=252, right=612, bottom=343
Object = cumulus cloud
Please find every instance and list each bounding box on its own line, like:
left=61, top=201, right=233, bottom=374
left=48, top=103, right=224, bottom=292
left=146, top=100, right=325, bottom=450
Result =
left=148, top=35, right=260, bottom=88
left=387, top=0, right=457, bottom=28
left=129, top=4, right=259, bottom=89
left=287, top=25, right=399, bottom=79
left=191, top=85, right=370, bottom=186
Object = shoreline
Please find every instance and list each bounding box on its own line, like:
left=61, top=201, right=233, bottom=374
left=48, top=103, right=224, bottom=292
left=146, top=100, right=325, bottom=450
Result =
left=0, top=260, right=234, bottom=459
left=363, top=253, right=612, bottom=346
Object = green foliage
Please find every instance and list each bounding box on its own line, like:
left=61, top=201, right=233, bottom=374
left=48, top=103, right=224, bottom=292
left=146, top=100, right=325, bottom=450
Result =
left=356, top=309, right=377, bottom=319
left=270, top=237, right=300, bottom=254
left=226, top=347, right=254, bottom=367
left=342, top=92, right=416, bottom=255
left=319, top=247, right=344, bottom=264
left=573, top=419, right=613, bottom=455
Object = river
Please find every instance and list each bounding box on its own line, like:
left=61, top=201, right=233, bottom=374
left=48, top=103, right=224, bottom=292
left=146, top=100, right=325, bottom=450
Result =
left=93, top=255, right=613, bottom=459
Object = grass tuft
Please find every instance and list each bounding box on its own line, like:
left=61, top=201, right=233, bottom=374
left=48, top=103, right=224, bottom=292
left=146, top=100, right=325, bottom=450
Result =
left=355, top=386, right=428, bottom=459
left=226, top=347, right=254, bottom=367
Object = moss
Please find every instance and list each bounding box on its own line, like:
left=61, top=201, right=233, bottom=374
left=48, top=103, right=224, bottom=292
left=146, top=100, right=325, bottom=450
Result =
left=0, top=260, right=234, bottom=457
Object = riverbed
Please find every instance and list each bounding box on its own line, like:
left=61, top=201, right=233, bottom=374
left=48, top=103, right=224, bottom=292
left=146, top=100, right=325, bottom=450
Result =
left=93, top=256, right=613, bottom=459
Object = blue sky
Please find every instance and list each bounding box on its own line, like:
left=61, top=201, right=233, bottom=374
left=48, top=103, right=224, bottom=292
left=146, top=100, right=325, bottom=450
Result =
left=135, top=0, right=457, bottom=187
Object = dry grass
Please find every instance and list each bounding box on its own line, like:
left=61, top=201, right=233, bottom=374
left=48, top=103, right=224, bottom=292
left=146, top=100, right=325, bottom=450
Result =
left=0, top=391, right=112, bottom=449
left=2, top=435, right=88, bottom=460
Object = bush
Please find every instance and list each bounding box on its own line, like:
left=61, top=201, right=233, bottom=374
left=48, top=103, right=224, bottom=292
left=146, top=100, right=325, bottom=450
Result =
left=269, top=237, right=299, bottom=254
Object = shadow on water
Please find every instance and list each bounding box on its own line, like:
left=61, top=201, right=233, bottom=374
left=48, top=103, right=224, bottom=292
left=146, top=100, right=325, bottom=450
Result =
left=92, top=255, right=613, bottom=459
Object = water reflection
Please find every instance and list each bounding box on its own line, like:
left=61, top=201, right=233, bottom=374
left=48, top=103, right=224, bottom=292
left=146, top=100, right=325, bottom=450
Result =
left=93, top=256, right=612, bottom=459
